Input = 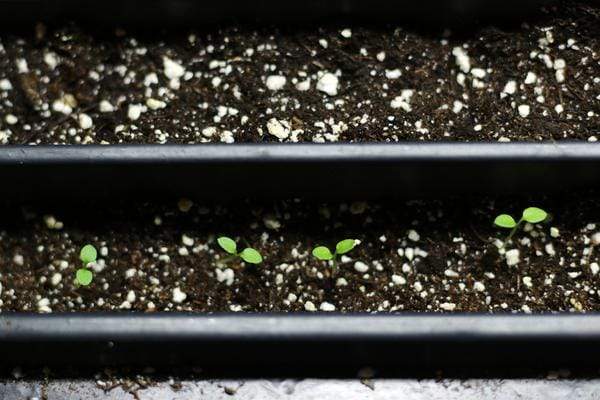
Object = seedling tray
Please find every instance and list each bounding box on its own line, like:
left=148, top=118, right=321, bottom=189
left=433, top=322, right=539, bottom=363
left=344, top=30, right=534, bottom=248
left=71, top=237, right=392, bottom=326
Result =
left=0, top=0, right=596, bottom=374
left=1, top=143, right=599, bottom=200
left=1, top=142, right=600, bottom=371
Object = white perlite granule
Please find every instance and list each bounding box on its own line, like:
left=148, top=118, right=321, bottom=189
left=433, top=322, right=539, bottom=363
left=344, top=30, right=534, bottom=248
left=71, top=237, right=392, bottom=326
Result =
left=172, top=287, right=187, bottom=303
left=163, top=56, right=185, bottom=80
left=518, top=104, right=531, bottom=118
left=316, top=72, right=339, bottom=96
left=319, top=302, right=336, bottom=312
left=354, top=261, right=369, bottom=273
left=265, top=75, right=286, bottom=91
left=506, top=249, right=520, bottom=266
left=266, top=118, right=291, bottom=140
left=452, top=46, right=471, bottom=73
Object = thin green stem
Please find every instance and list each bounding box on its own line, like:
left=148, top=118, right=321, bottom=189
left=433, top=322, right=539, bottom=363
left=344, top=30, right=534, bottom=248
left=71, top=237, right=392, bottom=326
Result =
left=505, top=219, right=523, bottom=243
left=331, top=256, right=338, bottom=276
left=218, top=254, right=238, bottom=266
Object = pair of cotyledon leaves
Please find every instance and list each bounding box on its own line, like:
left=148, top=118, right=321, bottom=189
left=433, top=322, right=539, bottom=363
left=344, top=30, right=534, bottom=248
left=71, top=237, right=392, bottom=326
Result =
left=217, top=236, right=263, bottom=264
left=312, top=239, right=357, bottom=261
left=494, top=207, right=548, bottom=228
left=76, top=244, right=97, bottom=286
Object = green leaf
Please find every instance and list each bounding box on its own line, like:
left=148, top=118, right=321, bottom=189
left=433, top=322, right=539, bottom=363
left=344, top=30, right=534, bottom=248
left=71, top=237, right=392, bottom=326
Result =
left=80, top=244, right=97, bottom=264
left=217, top=236, right=237, bottom=254
left=240, top=248, right=263, bottom=264
left=494, top=214, right=517, bottom=228
left=76, top=268, right=93, bottom=286
left=336, top=239, right=357, bottom=255
left=312, top=246, right=334, bottom=261
left=522, top=207, right=548, bottom=224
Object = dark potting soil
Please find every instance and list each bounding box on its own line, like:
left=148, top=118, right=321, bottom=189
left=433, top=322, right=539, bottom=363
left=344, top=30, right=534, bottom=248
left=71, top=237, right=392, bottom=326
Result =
left=0, top=193, right=599, bottom=313
left=0, top=0, right=599, bottom=144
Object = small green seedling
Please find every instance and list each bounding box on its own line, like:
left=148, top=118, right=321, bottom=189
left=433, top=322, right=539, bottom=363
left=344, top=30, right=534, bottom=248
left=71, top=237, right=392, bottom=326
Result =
left=312, top=239, right=358, bottom=274
left=494, top=207, right=548, bottom=243
left=217, top=236, right=263, bottom=265
left=76, top=244, right=97, bottom=286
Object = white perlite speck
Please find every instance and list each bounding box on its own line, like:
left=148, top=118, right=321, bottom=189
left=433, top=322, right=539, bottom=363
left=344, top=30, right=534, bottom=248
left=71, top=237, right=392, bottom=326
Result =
left=524, top=71, right=537, bottom=84
left=591, top=263, right=599, bottom=276
left=0, top=79, right=12, bottom=91
left=391, top=274, right=406, bottom=285
left=550, top=227, right=560, bottom=238
left=78, top=113, right=93, bottom=130
left=440, top=303, right=456, bottom=311
left=502, top=80, right=517, bottom=97
left=473, top=281, right=486, bottom=292
left=172, top=287, right=187, bottom=303
left=181, top=234, right=194, bottom=247
left=38, top=298, right=52, bottom=313
left=385, top=69, right=402, bottom=79
left=452, top=46, right=471, bottom=73
left=202, top=126, right=217, bottom=137
left=304, top=301, right=317, bottom=312
left=591, top=232, right=600, bottom=245
left=471, top=68, right=486, bottom=78
left=146, top=98, right=167, bottom=110
left=390, top=90, right=414, bottom=112
left=99, top=100, right=115, bottom=113
left=51, top=273, right=62, bottom=286
left=354, top=261, right=369, bottom=273
left=340, top=29, right=352, bottom=38
left=295, top=79, right=310, bottom=91
left=163, top=57, right=185, bottom=80
left=319, top=302, right=336, bottom=312
left=265, top=75, right=286, bottom=91
left=216, top=268, right=235, bottom=286
left=128, top=104, right=144, bottom=121
left=316, top=72, right=339, bottom=96
left=523, top=276, right=533, bottom=288
left=518, top=104, right=531, bottom=118
left=266, top=118, right=291, bottom=140
left=5, top=114, right=17, bottom=125
left=126, top=290, right=136, bottom=303
left=407, top=230, right=420, bottom=242
left=506, top=249, right=520, bottom=266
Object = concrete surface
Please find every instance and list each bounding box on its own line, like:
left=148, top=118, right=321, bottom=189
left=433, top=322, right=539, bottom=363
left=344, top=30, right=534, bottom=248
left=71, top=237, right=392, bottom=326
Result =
left=1, top=378, right=600, bottom=399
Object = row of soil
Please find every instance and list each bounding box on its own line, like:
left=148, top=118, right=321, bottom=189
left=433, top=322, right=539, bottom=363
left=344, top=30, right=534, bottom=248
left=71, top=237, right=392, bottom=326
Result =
left=0, top=0, right=598, bottom=144
left=0, top=192, right=599, bottom=313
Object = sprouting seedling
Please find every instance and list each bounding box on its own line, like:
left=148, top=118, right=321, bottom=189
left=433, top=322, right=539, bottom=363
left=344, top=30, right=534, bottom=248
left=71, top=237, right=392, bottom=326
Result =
left=217, top=236, right=263, bottom=265
left=312, top=239, right=358, bottom=274
left=76, top=244, right=97, bottom=286
left=494, top=207, right=548, bottom=244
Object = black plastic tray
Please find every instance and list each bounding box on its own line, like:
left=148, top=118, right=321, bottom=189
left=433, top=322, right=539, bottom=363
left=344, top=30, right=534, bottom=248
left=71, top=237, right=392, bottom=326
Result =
left=1, top=313, right=600, bottom=370
left=1, top=143, right=599, bottom=200
left=0, top=0, right=551, bottom=25
left=1, top=142, right=600, bottom=370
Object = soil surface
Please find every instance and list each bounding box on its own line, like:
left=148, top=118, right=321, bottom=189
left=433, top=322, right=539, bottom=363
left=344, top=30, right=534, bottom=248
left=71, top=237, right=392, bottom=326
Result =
left=0, top=0, right=599, bottom=144
left=1, top=193, right=599, bottom=313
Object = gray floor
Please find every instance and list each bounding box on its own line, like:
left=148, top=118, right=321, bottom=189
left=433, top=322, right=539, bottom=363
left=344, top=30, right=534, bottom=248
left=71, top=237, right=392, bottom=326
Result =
left=2, top=379, right=600, bottom=399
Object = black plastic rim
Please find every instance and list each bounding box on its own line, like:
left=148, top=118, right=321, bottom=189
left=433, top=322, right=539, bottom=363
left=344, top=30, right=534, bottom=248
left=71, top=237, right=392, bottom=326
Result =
left=0, top=142, right=599, bottom=200
left=1, top=313, right=599, bottom=370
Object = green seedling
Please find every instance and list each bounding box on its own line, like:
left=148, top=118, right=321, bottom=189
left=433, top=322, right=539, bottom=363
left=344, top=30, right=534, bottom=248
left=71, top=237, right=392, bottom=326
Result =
left=494, top=207, right=548, bottom=243
left=312, top=239, right=358, bottom=274
left=76, top=244, right=97, bottom=286
left=217, top=236, right=263, bottom=265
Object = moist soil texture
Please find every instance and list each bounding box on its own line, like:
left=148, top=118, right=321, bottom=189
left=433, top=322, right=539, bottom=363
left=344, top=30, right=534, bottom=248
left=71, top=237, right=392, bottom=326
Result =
left=1, top=193, right=600, bottom=313
left=0, top=0, right=598, bottom=144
